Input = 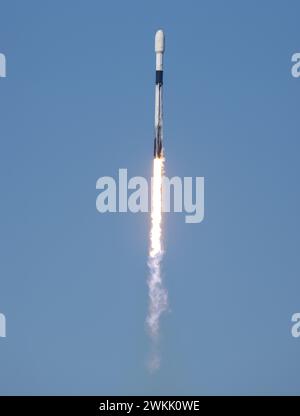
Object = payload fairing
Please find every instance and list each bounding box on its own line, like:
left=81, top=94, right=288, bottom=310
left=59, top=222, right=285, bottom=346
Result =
left=154, top=30, right=165, bottom=158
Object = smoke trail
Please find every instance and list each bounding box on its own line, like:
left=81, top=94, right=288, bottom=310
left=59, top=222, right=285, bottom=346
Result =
left=147, top=157, right=168, bottom=370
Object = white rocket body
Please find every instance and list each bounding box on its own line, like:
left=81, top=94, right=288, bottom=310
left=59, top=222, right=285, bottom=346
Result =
left=154, top=30, right=165, bottom=158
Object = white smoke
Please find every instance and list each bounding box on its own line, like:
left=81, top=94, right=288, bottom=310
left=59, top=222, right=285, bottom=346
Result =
left=146, top=158, right=168, bottom=371
left=147, top=252, right=168, bottom=339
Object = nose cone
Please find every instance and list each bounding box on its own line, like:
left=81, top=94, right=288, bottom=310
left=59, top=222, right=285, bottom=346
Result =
left=155, top=29, right=165, bottom=53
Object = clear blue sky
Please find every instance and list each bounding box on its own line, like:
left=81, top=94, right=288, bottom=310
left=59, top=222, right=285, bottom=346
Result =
left=0, top=0, right=300, bottom=395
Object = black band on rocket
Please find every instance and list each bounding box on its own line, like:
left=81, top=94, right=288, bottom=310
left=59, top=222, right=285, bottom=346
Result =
left=156, top=70, right=163, bottom=85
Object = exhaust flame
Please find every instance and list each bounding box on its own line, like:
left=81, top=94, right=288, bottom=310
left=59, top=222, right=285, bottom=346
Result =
left=147, top=157, right=168, bottom=370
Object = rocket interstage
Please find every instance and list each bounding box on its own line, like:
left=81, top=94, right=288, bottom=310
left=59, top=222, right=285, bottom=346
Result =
left=154, top=29, right=165, bottom=158
left=147, top=30, right=168, bottom=371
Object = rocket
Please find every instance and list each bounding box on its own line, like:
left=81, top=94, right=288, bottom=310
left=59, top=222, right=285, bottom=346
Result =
left=154, top=30, right=165, bottom=158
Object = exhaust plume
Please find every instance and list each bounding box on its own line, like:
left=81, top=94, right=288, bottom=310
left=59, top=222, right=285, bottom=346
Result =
left=147, top=157, right=168, bottom=370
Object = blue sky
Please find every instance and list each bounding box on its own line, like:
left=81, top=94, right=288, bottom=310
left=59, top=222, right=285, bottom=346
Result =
left=0, top=0, right=300, bottom=395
